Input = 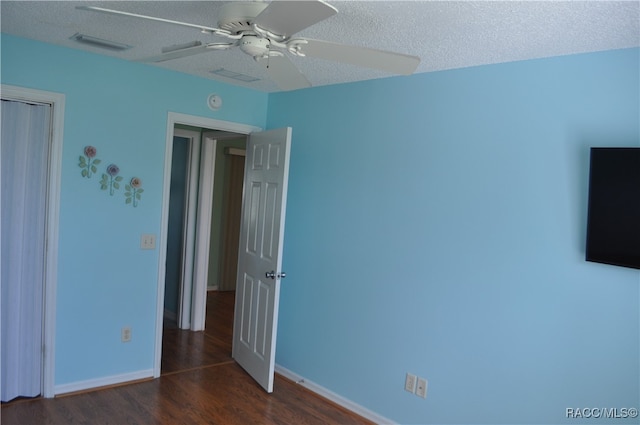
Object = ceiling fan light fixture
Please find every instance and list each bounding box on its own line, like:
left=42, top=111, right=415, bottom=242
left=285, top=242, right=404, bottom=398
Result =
left=239, top=36, right=271, bottom=57
left=69, top=33, right=132, bottom=51
left=211, top=68, right=260, bottom=83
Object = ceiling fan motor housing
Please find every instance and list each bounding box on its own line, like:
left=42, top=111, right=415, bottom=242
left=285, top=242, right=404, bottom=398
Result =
left=240, top=35, right=271, bottom=57
left=217, top=2, right=268, bottom=34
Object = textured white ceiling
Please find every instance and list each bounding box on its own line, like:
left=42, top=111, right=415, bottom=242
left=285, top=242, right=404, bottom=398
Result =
left=2, top=1, right=638, bottom=92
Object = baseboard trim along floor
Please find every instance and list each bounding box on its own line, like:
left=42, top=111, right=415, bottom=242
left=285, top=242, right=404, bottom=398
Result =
left=54, top=369, right=154, bottom=396
left=275, top=364, right=394, bottom=425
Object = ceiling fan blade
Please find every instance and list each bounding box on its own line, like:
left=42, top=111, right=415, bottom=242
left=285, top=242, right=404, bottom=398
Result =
left=140, top=42, right=236, bottom=63
left=297, top=39, right=420, bottom=75
left=75, top=6, right=238, bottom=39
left=254, top=1, right=337, bottom=39
left=255, top=55, right=311, bottom=91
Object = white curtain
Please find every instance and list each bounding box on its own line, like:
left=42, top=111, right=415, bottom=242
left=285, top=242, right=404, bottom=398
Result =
left=1, top=99, right=51, bottom=402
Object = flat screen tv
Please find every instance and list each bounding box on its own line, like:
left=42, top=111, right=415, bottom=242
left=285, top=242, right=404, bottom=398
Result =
left=585, top=147, right=640, bottom=270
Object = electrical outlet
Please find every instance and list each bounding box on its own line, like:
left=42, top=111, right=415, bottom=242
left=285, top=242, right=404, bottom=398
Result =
left=416, top=377, right=428, bottom=398
left=405, top=373, right=417, bottom=393
left=121, top=326, right=132, bottom=342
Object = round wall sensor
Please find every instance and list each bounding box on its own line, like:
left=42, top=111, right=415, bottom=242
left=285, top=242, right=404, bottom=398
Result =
left=207, top=94, right=222, bottom=111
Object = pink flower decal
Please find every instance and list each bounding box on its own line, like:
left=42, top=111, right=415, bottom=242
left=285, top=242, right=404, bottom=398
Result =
left=79, top=146, right=101, bottom=178
left=84, top=146, right=97, bottom=158
left=125, top=177, right=144, bottom=207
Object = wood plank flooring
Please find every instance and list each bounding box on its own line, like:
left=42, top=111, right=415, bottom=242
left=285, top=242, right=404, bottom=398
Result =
left=2, top=291, right=373, bottom=425
left=161, top=290, right=235, bottom=374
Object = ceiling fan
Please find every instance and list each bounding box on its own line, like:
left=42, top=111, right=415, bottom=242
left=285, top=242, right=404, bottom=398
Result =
left=77, top=1, right=421, bottom=91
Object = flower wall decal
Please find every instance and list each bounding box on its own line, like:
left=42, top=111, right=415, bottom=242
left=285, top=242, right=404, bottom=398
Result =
left=79, top=146, right=101, bottom=178
left=125, top=177, right=144, bottom=207
left=100, top=164, right=123, bottom=196
left=78, top=145, right=145, bottom=208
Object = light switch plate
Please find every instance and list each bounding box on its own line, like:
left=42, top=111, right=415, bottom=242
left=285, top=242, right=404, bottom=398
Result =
left=141, top=234, right=156, bottom=250
left=405, top=373, right=417, bottom=393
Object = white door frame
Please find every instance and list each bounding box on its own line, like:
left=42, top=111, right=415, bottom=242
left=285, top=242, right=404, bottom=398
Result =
left=154, top=112, right=260, bottom=377
left=190, top=132, right=217, bottom=331
left=1, top=84, right=65, bottom=398
left=171, top=129, right=240, bottom=331
left=170, top=128, right=201, bottom=330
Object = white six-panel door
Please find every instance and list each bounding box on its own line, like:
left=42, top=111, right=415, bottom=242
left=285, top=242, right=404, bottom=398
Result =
left=232, top=127, right=291, bottom=393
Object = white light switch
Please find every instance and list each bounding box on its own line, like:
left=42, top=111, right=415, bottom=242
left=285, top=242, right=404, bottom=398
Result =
left=141, top=234, right=156, bottom=250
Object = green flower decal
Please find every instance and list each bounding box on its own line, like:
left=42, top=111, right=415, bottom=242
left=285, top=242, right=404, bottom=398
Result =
left=125, top=177, right=144, bottom=207
left=100, top=164, right=123, bottom=196
left=79, top=146, right=101, bottom=178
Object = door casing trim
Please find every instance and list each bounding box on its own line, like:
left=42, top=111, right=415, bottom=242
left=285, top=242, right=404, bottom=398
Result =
left=154, top=112, right=260, bottom=377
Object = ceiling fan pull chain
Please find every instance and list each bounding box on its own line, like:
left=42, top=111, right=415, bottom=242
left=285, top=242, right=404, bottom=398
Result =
left=267, top=42, right=271, bottom=69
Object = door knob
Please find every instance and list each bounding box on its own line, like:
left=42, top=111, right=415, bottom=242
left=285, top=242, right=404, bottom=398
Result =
left=265, top=271, right=276, bottom=279
left=278, top=272, right=286, bottom=279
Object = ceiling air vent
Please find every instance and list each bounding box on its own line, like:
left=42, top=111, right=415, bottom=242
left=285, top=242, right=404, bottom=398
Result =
left=70, top=33, right=132, bottom=51
left=211, top=68, right=260, bottom=83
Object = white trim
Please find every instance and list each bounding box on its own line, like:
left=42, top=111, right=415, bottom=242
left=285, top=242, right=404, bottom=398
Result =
left=1, top=84, right=65, bottom=399
left=275, top=365, right=396, bottom=425
left=190, top=134, right=217, bottom=331
left=54, top=369, right=153, bottom=396
left=168, top=113, right=261, bottom=135
left=154, top=113, right=261, bottom=378
left=226, top=147, right=246, bottom=157
left=173, top=128, right=201, bottom=330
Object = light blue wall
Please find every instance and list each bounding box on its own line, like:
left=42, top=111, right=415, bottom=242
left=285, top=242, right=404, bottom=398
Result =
left=268, top=48, right=640, bottom=424
left=1, top=34, right=268, bottom=385
left=2, top=32, right=638, bottom=424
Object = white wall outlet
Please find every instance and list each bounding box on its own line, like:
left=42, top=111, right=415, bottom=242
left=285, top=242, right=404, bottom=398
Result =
left=121, top=326, right=132, bottom=342
left=140, top=234, right=156, bottom=250
left=405, top=373, right=417, bottom=393
left=416, top=377, right=428, bottom=398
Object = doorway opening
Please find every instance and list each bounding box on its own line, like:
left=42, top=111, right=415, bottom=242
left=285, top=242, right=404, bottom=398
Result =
left=161, top=126, right=247, bottom=374
left=153, top=112, right=261, bottom=378
left=155, top=113, right=291, bottom=392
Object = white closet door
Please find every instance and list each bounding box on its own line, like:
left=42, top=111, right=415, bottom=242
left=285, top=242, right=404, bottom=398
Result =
left=1, top=99, right=51, bottom=402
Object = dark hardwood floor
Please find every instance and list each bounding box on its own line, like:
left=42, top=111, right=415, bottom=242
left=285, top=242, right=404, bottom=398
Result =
left=161, top=290, right=235, bottom=374
left=2, top=291, right=373, bottom=425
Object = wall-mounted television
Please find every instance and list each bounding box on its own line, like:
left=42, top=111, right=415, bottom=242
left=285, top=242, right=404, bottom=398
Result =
left=585, top=147, right=640, bottom=270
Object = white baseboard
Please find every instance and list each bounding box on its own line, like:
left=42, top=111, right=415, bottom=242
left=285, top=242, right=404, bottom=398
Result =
left=275, top=364, right=395, bottom=425
left=54, top=369, right=154, bottom=396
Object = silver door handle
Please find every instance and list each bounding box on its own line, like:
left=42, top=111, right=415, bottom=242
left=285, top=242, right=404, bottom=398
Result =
left=265, top=271, right=286, bottom=279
